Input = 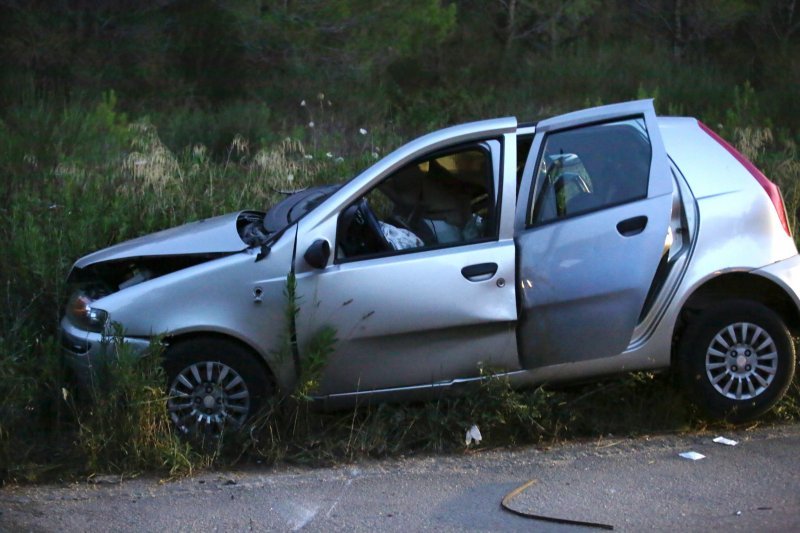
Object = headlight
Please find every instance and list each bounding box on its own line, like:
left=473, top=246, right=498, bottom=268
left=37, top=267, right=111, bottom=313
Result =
left=66, top=289, right=109, bottom=332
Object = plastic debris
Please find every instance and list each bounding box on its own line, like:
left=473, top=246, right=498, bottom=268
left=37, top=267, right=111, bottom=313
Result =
left=465, top=424, right=482, bottom=446
left=713, top=436, right=738, bottom=446
left=501, top=479, right=614, bottom=530
left=679, top=451, right=705, bottom=461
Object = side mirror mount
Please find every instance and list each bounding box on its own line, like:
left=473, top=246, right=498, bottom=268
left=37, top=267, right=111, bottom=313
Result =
left=304, top=239, right=331, bottom=269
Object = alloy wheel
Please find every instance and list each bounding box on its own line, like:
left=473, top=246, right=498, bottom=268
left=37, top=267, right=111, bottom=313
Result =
left=167, top=361, right=251, bottom=436
left=705, top=321, right=778, bottom=400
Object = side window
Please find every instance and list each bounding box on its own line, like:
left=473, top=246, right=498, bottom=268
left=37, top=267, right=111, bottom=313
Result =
left=529, top=117, right=651, bottom=225
left=337, top=142, right=499, bottom=261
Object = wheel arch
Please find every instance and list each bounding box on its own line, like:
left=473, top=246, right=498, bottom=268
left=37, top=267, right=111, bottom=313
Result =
left=673, top=271, right=800, bottom=364
left=164, top=331, right=283, bottom=391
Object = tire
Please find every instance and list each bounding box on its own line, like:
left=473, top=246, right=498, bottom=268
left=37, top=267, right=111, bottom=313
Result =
left=164, top=338, right=272, bottom=438
left=678, top=299, right=795, bottom=422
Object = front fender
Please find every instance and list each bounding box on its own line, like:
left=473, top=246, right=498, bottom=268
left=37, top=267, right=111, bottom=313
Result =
left=96, top=228, right=298, bottom=390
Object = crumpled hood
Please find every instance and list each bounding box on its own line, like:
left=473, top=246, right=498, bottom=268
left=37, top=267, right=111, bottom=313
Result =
left=74, top=211, right=249, bottom=269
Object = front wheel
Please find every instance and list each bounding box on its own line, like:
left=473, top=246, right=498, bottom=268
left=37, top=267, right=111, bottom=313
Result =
left=678, top=300, right=795, bottom=422
left=164, top=338, right=272, bottom=439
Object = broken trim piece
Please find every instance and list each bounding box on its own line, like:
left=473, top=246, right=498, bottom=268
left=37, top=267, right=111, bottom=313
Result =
left=501, top=479, right=614, bottom=530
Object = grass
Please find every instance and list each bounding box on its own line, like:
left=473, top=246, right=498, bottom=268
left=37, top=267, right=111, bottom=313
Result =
left=70, top=330, right=199, bottom=477
left=200, top=368, right=800, bottom=468
left=1, top=82, right=800, bottom=484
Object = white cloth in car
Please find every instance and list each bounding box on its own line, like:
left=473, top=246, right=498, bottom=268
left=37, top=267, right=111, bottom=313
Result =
left=379, top=222, right=424, bottom=250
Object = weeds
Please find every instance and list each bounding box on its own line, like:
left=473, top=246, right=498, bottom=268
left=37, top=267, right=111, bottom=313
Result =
left=72, top=329, right=197, bottom=477
left=293, top=325, right=337, bottom=401
left=230, top=369, right=696, bottom=468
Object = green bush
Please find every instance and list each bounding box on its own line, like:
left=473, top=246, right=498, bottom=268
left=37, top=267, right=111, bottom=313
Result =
left=0, top=335, right=66, bottom=482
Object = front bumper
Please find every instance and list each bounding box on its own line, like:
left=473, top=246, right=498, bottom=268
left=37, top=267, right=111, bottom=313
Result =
left=60, top=317, right=151, bottom=387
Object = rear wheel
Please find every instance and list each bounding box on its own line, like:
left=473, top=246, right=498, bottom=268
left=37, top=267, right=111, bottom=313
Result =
left=678, top=300, right=795, bottom=422
left=164, top=338, right=272, bottom=439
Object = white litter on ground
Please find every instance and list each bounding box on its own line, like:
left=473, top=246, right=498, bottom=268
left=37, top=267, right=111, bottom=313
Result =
left=679, top=451, right=706, bottom=461
left=465, top=425, right=483, bottom=446
left=713, top=436, right=738, bottom=446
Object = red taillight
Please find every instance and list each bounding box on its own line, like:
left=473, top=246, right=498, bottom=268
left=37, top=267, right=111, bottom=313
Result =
left=698, top=120, right=792, bottom=237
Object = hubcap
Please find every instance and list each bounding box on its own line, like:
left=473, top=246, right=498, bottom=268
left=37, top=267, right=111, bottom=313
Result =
left=167, top=361, right=250, bottom=436
left=705, top=322, right=778, bottom=400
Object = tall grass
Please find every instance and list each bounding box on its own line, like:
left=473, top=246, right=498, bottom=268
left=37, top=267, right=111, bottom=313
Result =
left=1, top=79, right=799, bottom=484
left=72, top=331, right=198, bottom=477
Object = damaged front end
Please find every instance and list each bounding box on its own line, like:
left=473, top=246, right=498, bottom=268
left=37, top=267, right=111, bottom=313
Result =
left=61, top=185, right=340, bottom=387
left=61, top=210, right=273, bottom=383
left=68, top=210, right=271, bottom=288
left=67, top=184, right=341, bottom=293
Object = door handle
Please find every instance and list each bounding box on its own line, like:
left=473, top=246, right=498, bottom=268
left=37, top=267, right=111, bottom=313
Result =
left=461, top=262, right=498, bottom=282
left=616, top=216, right=648, bottom=237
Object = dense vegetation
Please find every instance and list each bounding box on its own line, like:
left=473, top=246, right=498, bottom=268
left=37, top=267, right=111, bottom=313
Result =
left=2, top=1, right=800, bottom=483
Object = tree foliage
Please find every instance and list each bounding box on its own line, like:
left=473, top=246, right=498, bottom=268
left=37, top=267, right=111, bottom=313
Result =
left=0, top=0, right=799, bottom=131
left=0, top=0, right=455, bottom=103
left=492, top=0, right=599, bottom=54
left=633, top=0, right=751, bottom=58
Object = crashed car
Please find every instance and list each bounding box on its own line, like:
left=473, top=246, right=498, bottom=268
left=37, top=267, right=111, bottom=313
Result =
left=62, top=100, right=800, bottom=436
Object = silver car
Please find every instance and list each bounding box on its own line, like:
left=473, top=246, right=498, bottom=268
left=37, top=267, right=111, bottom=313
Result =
left=61, top=100, right=800, bottom=436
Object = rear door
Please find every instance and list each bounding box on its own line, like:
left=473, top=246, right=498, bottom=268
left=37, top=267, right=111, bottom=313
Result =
left=515, top=100, right=673, bottom=368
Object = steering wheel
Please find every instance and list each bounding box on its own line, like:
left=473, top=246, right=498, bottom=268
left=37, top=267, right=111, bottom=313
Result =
left=338, top=198, right=392, bottom=257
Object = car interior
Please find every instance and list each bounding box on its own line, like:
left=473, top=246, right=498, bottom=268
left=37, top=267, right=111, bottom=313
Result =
left=337, top=145, right=497, bottom=260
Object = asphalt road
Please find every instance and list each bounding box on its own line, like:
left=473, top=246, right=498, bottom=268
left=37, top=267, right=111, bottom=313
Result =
left=2, top=423, right=799, bottom=532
